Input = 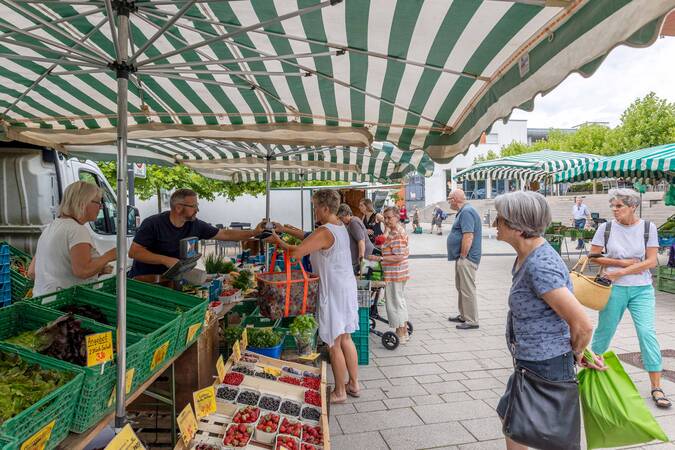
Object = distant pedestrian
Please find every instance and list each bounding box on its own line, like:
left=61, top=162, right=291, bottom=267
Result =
left=431, top=206, right=445, bottom=235
left=446, top=189, right=482, bottom=329
left=412, top=207, right=420, bottom=229
left=572, top=196, right=591, bottom=249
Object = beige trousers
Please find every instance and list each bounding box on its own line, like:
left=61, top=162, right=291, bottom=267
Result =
left=384, top=281, right=409, bottom=329
left=455, top=258, right=478, bottom=325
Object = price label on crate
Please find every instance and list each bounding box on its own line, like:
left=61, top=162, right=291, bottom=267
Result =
left=20, top=420, right=55, bottom=450
left=186, top=322, right=202, bottom=345
left=86, top=331, right=113, bottom=367
left=240, top=328, right=248, bottom=350
left=177, top=404, right=198, bottom=446
left=193, top=385, right=217, bottom=419
left=150, top=341, right=170, bottom=371
left=104, top=424, right=145, bottom=450
left=216, top=355, right=226, bottom=382
left=107, top=368, right=136, bottom=408
left=232, top=340, right=241, bottom=363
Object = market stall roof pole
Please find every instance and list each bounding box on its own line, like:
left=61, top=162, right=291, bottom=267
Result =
left=109, top=0, right=132, bottom=429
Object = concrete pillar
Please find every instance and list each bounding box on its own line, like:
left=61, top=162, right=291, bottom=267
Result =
left=592, top=182, right=597, bottom=195
left=486, top=177, right=492, bottom=199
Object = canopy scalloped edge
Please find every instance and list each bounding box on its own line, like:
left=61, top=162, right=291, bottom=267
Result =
left=425, top=2, right=675, bottom=164
left=2, top=122, right=373, bottom=151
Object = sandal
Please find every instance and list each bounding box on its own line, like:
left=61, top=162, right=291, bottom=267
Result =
left=330, top=389, right=347, bottom=404
left=346, top=384, right=360, bottom=398
left=651, top=388, right=672, bottom=409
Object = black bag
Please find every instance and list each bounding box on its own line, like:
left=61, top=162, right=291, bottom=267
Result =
left=503, top=314, right=581, bottom=450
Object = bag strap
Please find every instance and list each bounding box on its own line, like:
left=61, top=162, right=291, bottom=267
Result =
left=297, top=255, right=309, bottom=315
left=643, top=220, right=651, bottom=249
left=283, top=250, right=292, bottom=317
left=604, top=221, right=612, bottom=253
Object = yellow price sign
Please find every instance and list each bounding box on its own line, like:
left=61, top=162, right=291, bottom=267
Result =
left=232, top=340, right=241, bottom=363
left=298, top=352, right=321, bottom=362
left=86, top=331, right=113, bottom=367
left=240, top=328, right=248, bottom=351
left=104, top=424, right=145, bottom=450
left=216, top=355, right=226, bottom=382
left=177, top=404, right=198, bottom=446
left=186, top=323, right=202, bottom=345
left=150, top=341, right=170, bottom=371
left=20, top=420, right=55, bottom=450
left=193, top=385, right=216, bottom=419
left=108, top=368, right=136, bottom=408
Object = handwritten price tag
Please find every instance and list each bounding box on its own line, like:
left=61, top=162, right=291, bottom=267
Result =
left=186, top=323, right=202, bottom=345
left=232, top=340, right=241, bottom=363
left=86, top=331, right=113, bottom=367
left=104, top=424, right=145, bottom=450
left=20, top=420, right=55, bottom=450
left=108, top=368, right=136, bottom=408
left=150, top=341, right=170, bottom=371
left=240, top=328, right=248, bottom=350
left=216, top=355, right=226, bottom=382
left=177, top=404, right=198, bottom=446
left=193, top=385, right=216, bottom=419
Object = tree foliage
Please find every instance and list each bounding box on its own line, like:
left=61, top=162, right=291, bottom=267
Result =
left=473, top=149, right=500, bottom=163
left=99, top=162, right=344, bottom=201
left=496, top=92, right=675, bottom=158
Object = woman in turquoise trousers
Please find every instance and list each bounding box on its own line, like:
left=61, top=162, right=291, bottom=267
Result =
left=589, top=188, right=669, bottom=408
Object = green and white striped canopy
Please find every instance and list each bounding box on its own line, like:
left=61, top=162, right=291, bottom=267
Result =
left=455, top=150, right=600, bottom=182
left=1, top=1, right=674, bottom=162
left=554, top=143, right=675, bottom=183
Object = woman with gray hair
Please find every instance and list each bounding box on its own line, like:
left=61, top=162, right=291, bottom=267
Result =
left=589, top=188, right=669, bottom=408
left=30, top=181, right=117, bottom=296
left=493, top=191, right=603, bottom=450
left=337, top=203, right=374, bottom=273
left=271, top=190, right=360, bottom=403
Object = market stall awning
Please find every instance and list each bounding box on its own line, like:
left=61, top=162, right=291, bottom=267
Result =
left=68, top=138, right=433, bottom=182
left=553, top=143, right=675, bottom=183
left=455, top=150, right=601, bottom=182
left=1, top=1, right=674, bottom=162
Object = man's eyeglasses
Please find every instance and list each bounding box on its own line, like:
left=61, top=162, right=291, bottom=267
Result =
left=179, top=203, right=199, bottom=210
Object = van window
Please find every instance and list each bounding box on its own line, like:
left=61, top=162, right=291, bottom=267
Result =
left=79, top=170, right=117, bottom=235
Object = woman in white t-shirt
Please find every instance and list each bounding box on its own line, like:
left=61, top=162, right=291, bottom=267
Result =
left=589, top=188, right=669, bottom=408
left=30, top=181, right=117, bottom=296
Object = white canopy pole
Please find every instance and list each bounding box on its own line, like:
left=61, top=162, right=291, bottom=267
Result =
left=300, top=171, right=305, bottom=231
left=111, top=0, right=131, bottom=428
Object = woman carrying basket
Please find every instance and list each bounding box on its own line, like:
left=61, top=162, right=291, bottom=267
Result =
left=270, top=190, right=360, bottom=404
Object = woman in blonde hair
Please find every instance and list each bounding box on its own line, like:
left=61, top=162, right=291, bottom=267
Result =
left=30, top=181, right=117, bottom=296
left=359, top=198, right=384, bottom=243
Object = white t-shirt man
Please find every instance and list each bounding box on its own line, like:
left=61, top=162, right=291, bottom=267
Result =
left=572, top=203, right=590, bottom=220
left=591, top=219, right=659, bottom=286
left=33, top=217, right=99, bottom=296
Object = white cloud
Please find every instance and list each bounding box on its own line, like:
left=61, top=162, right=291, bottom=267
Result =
left=510, top=37, right=675, bottom=128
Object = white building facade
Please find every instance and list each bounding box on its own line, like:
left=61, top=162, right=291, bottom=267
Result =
left=421, top=119, right=528, bottom=206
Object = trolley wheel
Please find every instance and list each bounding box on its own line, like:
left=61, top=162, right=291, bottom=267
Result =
left=407, top=321, right=413, bottom=336
left=369, top=318, right=376, bottom=331
left=382, top=331, right=399, bottom=350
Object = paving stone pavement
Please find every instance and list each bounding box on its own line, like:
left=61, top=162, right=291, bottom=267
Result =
left=328, top=254, right=675, bottom=450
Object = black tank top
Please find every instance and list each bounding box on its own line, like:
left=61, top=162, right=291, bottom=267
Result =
left=365, top=212, right=383, bottom=241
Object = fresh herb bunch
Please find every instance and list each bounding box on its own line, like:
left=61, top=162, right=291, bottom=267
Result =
left=0, top=351, right=73, bottom=424
left=232, top=269, right=253, bottom=290
left=289, top=315, right=317, bottom=340
left=247, top=327, right=282, bottom=348
left=204, top=254, right=236, bottom=274
left=281, top=233, right=302, bottom=246
left=224, top=325, right=244, bottom=344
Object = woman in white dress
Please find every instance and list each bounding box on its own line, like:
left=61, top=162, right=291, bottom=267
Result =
left=271, top=190, right=360, bottom=403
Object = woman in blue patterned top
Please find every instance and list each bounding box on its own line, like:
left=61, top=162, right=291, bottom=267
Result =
left=493, top=191, right=604, bottom=450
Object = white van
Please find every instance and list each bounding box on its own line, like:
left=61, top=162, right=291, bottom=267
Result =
left=0, top=143, right=138, bottom=257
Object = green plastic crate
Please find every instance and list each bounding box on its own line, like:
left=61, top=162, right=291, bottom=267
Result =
left=657, top=266, right=675, bottom=294
left=242, top=314, right=280, bottom=328
left=0, top=434, right=16, bottom=450
left=350, top=332, right=369, bottom=365
left=353, top=307, right=370, bottom=337
left=545, top=234, right=562, bottom=255
left=90, top=276, right=208, bottom=353
left=0, top=241, right=33, bottom=302
left=30, top=285, right=180, bottom=383
left=226, top=300, right=259, bottom=324
left=0, top=302, right=146, bottom=433
left=0, top=343, right=84, bottom=449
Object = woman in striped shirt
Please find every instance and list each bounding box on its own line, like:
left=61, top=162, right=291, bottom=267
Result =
left=368, top=206, right=410, bottom=343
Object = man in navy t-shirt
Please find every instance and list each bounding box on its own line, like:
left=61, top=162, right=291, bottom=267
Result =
left=446, top=189, right=482, bottom=330
left=128, top=189, right=264, bottom=277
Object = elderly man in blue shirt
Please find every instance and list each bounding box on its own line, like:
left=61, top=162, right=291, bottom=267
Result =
left=446, top=189, right=482, bottom=330
left=572, top=196, right=591, bottom=249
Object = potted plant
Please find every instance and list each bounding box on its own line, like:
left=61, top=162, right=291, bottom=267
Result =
left=289, top=315, right=317, bottom=355
left=247, top=327, right=284, bottom=359
left=205, top=254, right=236, bottom=274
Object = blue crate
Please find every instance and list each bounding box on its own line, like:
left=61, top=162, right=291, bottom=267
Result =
left=0, top=281, right=10, bottom=305
left=0, top=264, right=9, bottom=277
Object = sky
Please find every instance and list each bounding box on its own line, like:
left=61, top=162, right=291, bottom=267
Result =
left=509, top=36, right=675, bottom=129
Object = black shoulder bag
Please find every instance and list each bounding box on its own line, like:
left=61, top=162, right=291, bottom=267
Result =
left=502, top=313, right=581, bottom=450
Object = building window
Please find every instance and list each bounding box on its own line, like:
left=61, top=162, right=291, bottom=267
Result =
left=486, top=133, right=499, bottom=144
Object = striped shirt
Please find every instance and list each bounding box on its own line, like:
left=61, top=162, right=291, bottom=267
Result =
left=381, top=227, right=409, bottom=282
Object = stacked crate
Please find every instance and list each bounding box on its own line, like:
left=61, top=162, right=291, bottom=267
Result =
left=0, top=244, right=11, bottom=306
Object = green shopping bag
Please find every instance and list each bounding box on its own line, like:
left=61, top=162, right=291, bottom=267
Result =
left=578, top=351, right=668, bottom=449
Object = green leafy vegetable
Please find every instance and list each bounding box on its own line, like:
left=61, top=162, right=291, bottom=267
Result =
left=204, top=254, right=235, bottom=274
left=232, top=270, right=253, bottom=290
left=289, top=315, right=317, bottom=340
left=247, top=327, right=282, bottom=348
left=224, top=325, right=244, bottom=344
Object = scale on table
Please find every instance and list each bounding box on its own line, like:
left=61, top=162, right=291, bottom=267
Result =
left=162, top=236, right=201, bottom=280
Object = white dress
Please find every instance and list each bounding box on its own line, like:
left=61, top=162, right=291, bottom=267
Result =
left=310, top=223, right=359, bottom=347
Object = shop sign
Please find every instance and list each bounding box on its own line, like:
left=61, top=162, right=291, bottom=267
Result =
left=193, top=386, right=216, bottom=419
